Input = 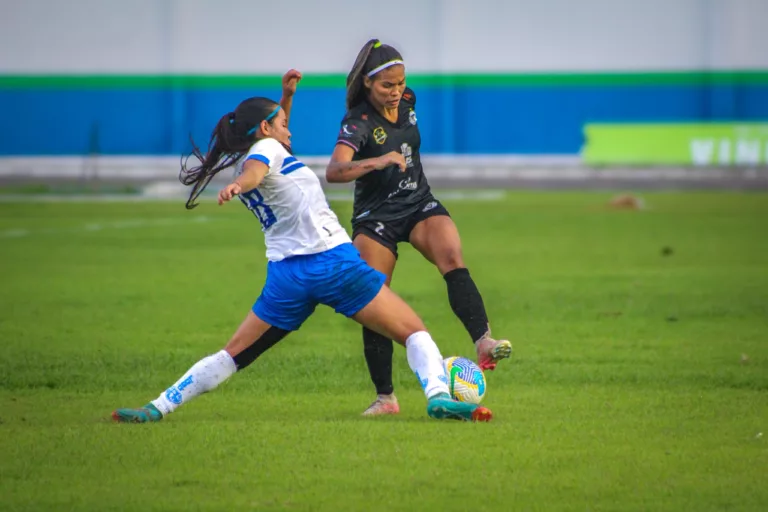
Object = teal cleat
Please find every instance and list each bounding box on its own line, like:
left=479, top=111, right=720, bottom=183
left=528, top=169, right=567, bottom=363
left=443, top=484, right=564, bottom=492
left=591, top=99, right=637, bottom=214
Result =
left=426, top=393, right=493, bottom=422
left=112, top=403, right=163, bottom=423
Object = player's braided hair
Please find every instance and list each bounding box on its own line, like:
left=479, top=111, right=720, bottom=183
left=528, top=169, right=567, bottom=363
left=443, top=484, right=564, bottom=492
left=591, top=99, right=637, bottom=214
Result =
left=346, top=39, right=404, bottom=110
left=179, top=97, right=280, bottom=209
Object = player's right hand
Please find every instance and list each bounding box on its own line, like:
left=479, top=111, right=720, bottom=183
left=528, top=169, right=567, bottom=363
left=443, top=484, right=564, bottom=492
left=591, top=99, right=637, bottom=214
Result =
left=282, top=69, right=302, bottom=97
left=375, top=151, right=406, bottom=172
left=218, top=183, right=242, bottom=205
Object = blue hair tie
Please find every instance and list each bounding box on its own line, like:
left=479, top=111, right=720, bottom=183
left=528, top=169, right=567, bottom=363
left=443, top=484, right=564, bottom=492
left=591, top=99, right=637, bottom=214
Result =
left=247, top=106, right=281, bottom=136
left=265, top=105, right=281, bottom=121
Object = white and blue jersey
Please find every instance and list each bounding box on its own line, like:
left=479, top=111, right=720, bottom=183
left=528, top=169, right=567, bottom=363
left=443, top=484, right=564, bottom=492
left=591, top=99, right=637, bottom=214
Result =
left=234, top=137, right=385, bottom=331
left=234, top=138, right=351, bottom=262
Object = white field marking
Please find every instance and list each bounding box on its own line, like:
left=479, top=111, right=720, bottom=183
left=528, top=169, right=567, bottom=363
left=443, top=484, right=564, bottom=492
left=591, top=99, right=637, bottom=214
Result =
left=0, top=215, right=211, bottom=239
left=0, top=155, right=580, bottom=180
left=0, top=194, right=180, bottom=203
left=0, top=189, right=507, bottom=203
left=323, top=190, right=506, bottom=202
left=0, top=190, right=503, bottom=239
left=1, top=229, right=30, bottom=237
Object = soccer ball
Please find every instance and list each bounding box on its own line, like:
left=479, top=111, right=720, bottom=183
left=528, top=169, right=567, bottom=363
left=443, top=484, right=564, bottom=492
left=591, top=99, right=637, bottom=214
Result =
left=443, top=356, right=486, bottom=404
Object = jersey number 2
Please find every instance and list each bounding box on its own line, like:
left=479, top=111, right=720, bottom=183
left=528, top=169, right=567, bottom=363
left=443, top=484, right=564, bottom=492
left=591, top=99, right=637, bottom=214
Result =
left=241, top=189, right=276, bottom=230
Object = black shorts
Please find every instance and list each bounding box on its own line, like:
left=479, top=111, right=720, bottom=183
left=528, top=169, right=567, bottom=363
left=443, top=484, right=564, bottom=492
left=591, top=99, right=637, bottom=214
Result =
left=351, top=195, right=450, bottom=257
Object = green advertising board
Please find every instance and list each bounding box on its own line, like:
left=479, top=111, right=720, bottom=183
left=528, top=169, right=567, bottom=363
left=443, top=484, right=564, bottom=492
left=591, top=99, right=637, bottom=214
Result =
left=582, top=124, right=768, bottom=166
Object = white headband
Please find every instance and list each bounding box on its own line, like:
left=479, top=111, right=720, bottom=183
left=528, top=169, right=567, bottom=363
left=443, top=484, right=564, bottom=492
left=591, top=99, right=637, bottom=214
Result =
left=366, top=60, right=404, bottom=77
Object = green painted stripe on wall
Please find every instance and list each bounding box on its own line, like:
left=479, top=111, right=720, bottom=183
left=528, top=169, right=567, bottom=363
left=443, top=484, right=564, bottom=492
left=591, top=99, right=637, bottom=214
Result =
left=1, top=70, right=767, bottom=89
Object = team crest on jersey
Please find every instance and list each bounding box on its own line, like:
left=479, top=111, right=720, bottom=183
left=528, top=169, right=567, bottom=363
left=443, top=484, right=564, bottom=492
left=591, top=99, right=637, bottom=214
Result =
left=409, top=110, right=417, bottom=126
left=373, top=127, right=387, bottom=144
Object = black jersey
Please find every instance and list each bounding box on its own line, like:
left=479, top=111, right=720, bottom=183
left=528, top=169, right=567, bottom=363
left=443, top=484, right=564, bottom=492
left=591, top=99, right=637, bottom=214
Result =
left=336, top=88, right=431, bottom=225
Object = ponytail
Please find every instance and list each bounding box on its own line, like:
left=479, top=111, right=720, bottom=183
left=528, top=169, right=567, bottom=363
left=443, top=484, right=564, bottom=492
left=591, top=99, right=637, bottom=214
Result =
left=345, top=39, right=379, bottom=110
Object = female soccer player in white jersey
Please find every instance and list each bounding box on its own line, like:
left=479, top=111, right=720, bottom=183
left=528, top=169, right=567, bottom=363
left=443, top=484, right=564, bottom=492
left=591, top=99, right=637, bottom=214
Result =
left=112, top=70, right=492, bottom=423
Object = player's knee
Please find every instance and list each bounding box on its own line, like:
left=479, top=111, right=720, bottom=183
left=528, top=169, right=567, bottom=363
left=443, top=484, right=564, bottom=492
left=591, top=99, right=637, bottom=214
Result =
left=228, top=326, right=290, bottom=370
left=386, top=316, right=427, bottom=344
left=436, top=250, right=464, bottom=274
left=398, top=317, right=427, bottom=343
left=412, top=318, right=427, bottom=333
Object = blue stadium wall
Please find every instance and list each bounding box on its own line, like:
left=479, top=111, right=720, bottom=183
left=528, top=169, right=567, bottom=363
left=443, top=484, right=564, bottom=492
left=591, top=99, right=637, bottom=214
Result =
left=1, top=73, right=767, bottom=156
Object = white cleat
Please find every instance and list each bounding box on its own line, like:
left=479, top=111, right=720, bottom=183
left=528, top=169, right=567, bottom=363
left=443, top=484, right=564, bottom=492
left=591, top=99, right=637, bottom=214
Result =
left=361, top=394, right=400, bottom=416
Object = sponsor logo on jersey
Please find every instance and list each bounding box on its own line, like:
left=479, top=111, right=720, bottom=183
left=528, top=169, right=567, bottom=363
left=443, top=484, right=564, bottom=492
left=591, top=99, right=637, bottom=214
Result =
left=422, top=201, right=438, bottom=212
left=387, top=176, right=418, bottom=198
left=373, top=127, right=387, bottom=144
left=399, top=177, right=418, bottom=191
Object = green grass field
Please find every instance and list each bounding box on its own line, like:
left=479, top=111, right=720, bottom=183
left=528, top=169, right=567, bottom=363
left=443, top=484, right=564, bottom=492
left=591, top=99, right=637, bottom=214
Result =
left=1, top=192, right=766, bottom=511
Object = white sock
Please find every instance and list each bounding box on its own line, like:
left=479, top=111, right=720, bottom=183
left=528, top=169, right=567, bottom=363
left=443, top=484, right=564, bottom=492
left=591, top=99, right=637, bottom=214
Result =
left=405, top=331, right=450, bottom=399
left=151, top=350, right=237, bottom=415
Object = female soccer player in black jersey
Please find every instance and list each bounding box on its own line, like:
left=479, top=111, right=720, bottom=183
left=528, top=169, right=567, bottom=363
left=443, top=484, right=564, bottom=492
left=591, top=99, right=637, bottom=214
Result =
left=326, top=40, right=512, bottom=415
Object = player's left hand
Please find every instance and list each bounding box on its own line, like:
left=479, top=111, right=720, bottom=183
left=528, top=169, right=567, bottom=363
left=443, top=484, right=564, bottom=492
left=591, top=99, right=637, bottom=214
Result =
left=218, top=183, right=242, bottom=205
left=282, top=69, right=302, bottom=97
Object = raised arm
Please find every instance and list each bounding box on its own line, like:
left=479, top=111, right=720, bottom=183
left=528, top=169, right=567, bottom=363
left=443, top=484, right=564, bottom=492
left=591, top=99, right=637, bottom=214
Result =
left=279, top=69, right=302, bottom=126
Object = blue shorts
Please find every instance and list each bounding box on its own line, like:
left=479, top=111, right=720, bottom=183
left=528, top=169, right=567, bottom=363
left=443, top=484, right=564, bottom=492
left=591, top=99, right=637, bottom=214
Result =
left=252, top=243, right=386, bottom=331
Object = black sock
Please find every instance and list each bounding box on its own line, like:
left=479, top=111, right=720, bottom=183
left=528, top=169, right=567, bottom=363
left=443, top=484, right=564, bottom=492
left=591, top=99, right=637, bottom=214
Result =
left=233, top=326, right=290, bottom=370
left=444, top=267, right=490, bottom=343
left=363, top=327, right=394, bottom=395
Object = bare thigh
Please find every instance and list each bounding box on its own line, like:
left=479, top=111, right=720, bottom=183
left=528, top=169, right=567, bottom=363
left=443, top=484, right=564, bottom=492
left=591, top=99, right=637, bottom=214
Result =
left=409, top=215, right=465, bottom=275
left=352, top=286, right=426, bottom=344
left=354, top=233, right=397, bottom=285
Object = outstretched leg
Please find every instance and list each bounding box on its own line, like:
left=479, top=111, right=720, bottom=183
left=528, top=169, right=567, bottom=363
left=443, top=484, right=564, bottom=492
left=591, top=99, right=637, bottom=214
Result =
left=352, top=285, right=492, bottom=422
left=409, top=215, right=512, bottom=370
left=112, top=312, right=289, bottom=423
